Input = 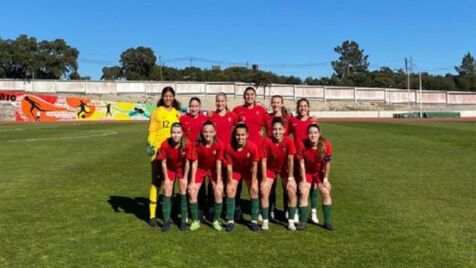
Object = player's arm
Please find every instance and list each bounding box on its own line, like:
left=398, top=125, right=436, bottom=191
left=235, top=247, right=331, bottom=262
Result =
left=287, top=154, right=294, bottom=181
left=216, top=160, right=223, bottom=185
left=323, top=161, right=331, bottom=184
left=299, top=159, right=306, bottom=182
left=190, top=160, right=198, bottom=184
left=183, top=159, right=191, bottom=182
left=161, top=159, right=170, bottom=181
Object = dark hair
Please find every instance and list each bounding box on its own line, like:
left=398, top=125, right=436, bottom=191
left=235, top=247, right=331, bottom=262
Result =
left=157, top=86, right=181, bottom=110
left=231, top=123, right=249, bottom=150
left=271, top=95, right=289, bottom=124
left=197, top=120, right=217, bottom=145
left=168, top=122, right=188, bottom=152
left=243, top=87, right=257, bottom=105
left=215, top=92, right=229, bottom=111
left=271, top=117, right=285, bottom=128
left=307, top=123, right=326, bottom=158
left=189, top=97, right=201, bottom=105
left=296, top=98, right=310, bottom=117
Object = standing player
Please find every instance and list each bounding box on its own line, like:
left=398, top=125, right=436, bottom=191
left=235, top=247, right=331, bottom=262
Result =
left=188, top=121, right=225, bottom=231
left=290, top=98, right=320, bottom=224
left=260, top=118, right=297, bottom=231
left=146, top=87, right=181, bottom=228
left=224, top=123, right=260, bottom=232
left=264, top=95, right=293, bottom=220
left=296, top=124, right=334, bottom=231
left=180, top=97, right=209, bottom=220
left=157, top=122, right=195, bottom=232
left=209, top=93, right=237, bottom=145
left=232, top=87, right=267, bottom=221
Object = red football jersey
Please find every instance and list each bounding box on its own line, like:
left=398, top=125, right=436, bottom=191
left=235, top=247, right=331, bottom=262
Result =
left=180, top=113, right=208, bottom=143
left=195, top=140, right=224, bottom=171
left=290, top=116, right=314, bottom=145
left=209, top=111, right=237, bottom=145
left=265, top=113, right=293, bottom=137
left=224, top=141, right=260, bottom=174
left=296, top=139, right=333, bottom=175
left=232, top=105, right=267, bottom=147
left=158, top=139, right=196, bottom=172
left=261, top=136, right=296, bottom=172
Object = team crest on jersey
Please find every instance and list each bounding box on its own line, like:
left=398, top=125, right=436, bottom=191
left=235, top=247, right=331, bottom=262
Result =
left=228, top=117, right=232, bottom=122
left=247, top=152, right=250, bottom=158
left=213, top=150, right=217, bottom=155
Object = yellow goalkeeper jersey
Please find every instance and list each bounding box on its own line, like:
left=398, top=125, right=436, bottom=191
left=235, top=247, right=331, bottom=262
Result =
left=147, top=106, right=180, bottom=149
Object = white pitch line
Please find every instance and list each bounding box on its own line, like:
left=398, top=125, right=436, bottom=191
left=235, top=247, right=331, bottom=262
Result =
left=0, top=131, right=118, bottom=143
left=0, top=123, right=82, bottom=132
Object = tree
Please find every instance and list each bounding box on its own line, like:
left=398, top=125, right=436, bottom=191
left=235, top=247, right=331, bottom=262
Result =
left=0, top=34, right=79, bottom=79
left=101, top=66, right=123, bottom=80
left=120, top=47, right=157, bottom=80
left=455, top=52, right=475, bottom=77
left=331, top=40, right=369, bottom=80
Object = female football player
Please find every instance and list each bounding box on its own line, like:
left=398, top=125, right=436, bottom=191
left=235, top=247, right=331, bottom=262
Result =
left=296, top=124, right=334, bottom=231
left=188, top=121, right=225, bottom=231
left=260, top=118, right=297, bottom=231
left=224, top=123, right=260, bottom=232
left=157, top=122, right=195, bottom=232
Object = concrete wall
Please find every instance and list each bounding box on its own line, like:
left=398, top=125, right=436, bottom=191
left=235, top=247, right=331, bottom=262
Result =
left=1, top=79, right=476, bottom=104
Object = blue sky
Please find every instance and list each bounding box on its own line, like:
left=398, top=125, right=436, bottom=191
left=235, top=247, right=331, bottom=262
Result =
left=1, top=0, right=475, bottom=80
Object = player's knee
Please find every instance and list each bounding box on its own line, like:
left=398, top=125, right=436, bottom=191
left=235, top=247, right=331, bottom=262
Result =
left=226, top=186, right=236, bottom=198
left=250, top=187, right=259, bottom=199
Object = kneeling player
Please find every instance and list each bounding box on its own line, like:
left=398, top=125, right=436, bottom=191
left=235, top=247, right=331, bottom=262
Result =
left=158, top=123, right=194, bottom=232
left=296, top=124, right=334, bottom=231
left=260, top=118, right=297, bottom=231
left=188, top=121, right=225, bottom=231
left=224, top=123, right=260, bottom=232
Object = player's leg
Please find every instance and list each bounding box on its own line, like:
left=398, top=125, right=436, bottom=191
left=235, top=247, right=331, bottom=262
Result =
left=297, top=175, right=311, bottom=230
left=178, top=173, right=189, bottom=231
left=188, top=171, right=204, bottom=231
left=210, top=177, right=223, bottom=231
left=225, top=175, right=239, bottom=232
left=197, top=180, right=207, bottom=222
left=148, top=160, right=161, bottom=227
left=234, top=179, right=243, bottom=221
left=259, top=171, right=275, bottom=230
left=282, top=175, right=298, bottom=231
left=318, top=179, right=334, bottom=231
left=310, top=182, right=320, bottom=224
left=245, top=176, right=260, bottom=231
left=161, top=171, right=175, bottom=232
left=269, top=178, right=277, bottom=220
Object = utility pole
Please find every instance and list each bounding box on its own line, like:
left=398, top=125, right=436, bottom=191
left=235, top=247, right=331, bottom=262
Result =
left=419, top=72, right=423, bottom=118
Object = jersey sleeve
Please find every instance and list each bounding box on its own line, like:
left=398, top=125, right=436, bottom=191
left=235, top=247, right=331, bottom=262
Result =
left=250, top=143, right=260, bottom=162
left=295, top=142, right=304, bottom=160
left=216, top=141, right=224, bottom=161
left=324, top=141, right=333, bottom=161
left=287, top=137, right=296, bottom=155
left=157, top=140, right=169, bottom=160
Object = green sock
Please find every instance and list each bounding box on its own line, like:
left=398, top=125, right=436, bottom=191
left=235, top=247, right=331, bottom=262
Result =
left=310, top=188, right=319, bottom=209
left=189, top=202, right=198, bottom=221
left=214, top=202, right=223, bottom=221
left=323, top=204, right=332, bottom=225
left=251, top=198, right=259, bottom=221
left=262, top=207, right=269, bottom=220
left=226, top=198, right=235, bottom=222
left=288, top=207, right=296, bottom=221
left=180, top=194, right=188, bottom=223
left=162, top=196, right=171, bottom=223
left=299, top=205, right=308, bottom=223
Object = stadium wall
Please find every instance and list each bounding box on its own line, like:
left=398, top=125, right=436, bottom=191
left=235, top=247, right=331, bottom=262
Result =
left=1, top=79, right=476, bottom=105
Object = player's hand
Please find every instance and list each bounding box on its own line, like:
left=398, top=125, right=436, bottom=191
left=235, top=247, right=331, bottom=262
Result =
left=146, top=145, right=156, bottom=156
left=322, top=178, right=331, bottom=189
left=216, top=181, right=224, bottom=193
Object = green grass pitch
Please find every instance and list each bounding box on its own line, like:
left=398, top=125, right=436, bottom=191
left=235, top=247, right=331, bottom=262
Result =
left=0, top=121, right=474, bottom=267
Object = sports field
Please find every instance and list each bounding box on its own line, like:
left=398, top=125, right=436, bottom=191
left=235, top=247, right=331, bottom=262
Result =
left=0, top=121, right=474, bottom=267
